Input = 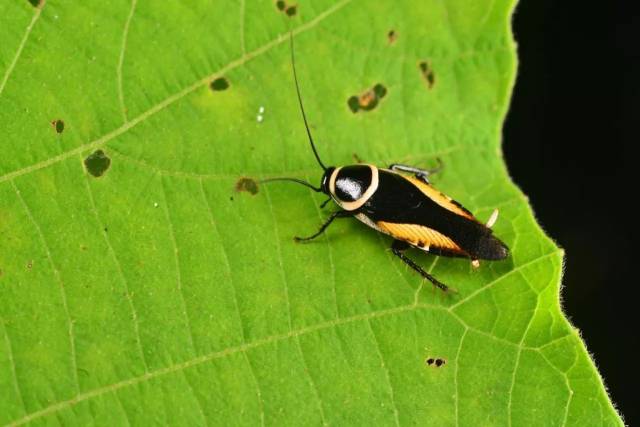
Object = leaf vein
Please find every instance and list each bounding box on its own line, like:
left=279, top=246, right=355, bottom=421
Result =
left=306, top=178, right=340, bottom=319
left=82, top=165, right=149, bottom=372
left=295, top=336, right=328, bottom=425
left=0, top=0, right=353, bottom=185
left=0, top=315, right=26, bottom=415
left=7, top=303, right=437, bottom=426
left=198, top=178, right=265, bottom=423
left=449, top=251, right=559, bottom=311
left=106, top=145, right=466, bottom=182
left=506, top=290, right=540, bottom=427
left=11, top=179, right=80, bottom=395
left=198, top=179, right=247, bottom=340
left=367, top=318, right=401, bottom=427
left=116, top=0, right=138, bottom=123
left=181, top=369, right=208, bottom=426
left=242, top=352, right=266, bottom=426
left=159, top=177, right=197, bottom=354
left=453, top=327, right=469, bottom=427
left=239, top=0, right=246, bottom=55
left=0, top=4, right=42, bottom=96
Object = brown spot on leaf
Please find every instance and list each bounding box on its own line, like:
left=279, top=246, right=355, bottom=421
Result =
left=235, top=177, right=259, bottom=195
left=51, top=119, right=64, bottom=133
left=387, top=29, right=398, bottom=44
left=419, top=61, right=436, bottom=89
left=347, top=83, right=388, bottom=113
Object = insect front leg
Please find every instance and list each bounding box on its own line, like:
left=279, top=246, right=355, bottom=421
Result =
left=294, top=211, right=352, bottom=242
left=319, top=197, right=332, bottom=209
left=389, top=159, right=443, bottom=184
left=391, top=240, right=449, bottom=292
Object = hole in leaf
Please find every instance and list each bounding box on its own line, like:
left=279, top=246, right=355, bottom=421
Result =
left=84, top=149, right=111, bottom=178
left=235, top=177, right=259, bottom=195
left=210, top=77, right=230, bottom=91
left=347, top=96, right=360, bottom=113
left=275, top=0, right=297, bottom=17
left=387, top=29, right=397, bottom=44
left=426, top=357, right=446, bottom=367
left=51, top=119, right=64, bottom=133
left=285, top=5, right=297, bottom=16
left=418, top=60, right=436, bottom=89
left=347, top=83, right=388, bottom=113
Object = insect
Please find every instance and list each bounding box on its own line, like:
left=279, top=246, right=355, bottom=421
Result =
left=261, top=36, right=509, bottom=292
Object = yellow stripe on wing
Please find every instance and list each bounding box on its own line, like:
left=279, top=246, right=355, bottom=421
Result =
left=403, top=176, right=475, bottom=220
left=377, top=221, right=466, bottom=255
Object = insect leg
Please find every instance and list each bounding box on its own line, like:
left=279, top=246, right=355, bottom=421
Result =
left=391, top=240, right=449, bottom=292
left=319, top=197, right=332, bottom=209
left=294, top=211, right=352, bottom=242
left=389, top=159, right=443, bottom=184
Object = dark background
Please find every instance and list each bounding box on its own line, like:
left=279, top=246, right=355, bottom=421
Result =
left=505, top=1, right=637, bottom=424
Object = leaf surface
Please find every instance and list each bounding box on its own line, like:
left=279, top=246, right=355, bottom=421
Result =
left=0, top=0, right=621, bottom=425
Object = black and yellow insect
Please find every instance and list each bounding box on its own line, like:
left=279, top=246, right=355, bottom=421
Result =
left=263, top=37, right=509, bottom=292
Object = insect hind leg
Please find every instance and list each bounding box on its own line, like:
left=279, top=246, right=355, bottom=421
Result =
left=389, top=159, right=443, bottom=184
left=391, top=240, right=449, bottom=292
left=294, top=211, right=352, bottom=242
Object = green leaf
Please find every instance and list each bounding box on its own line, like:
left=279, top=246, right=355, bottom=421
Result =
left=0, top=0, right=622, bottom=425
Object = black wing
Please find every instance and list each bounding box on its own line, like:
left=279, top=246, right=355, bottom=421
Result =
left=360, top=170, right=509, bottom=260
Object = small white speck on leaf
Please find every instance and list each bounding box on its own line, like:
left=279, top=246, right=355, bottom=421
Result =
left=256, top=105, right=265, bottom=123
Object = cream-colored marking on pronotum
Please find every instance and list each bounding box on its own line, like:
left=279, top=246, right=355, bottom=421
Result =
left=332, top=165, right=379, bottom=211
left=486, top=209, right=499, bottom=228
left=471, top=259, right=480, bottom=268
left=328, top=166, right=341, bottom=196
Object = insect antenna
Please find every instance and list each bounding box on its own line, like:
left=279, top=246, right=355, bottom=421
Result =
left=258, top=35, right=327, bottom=194
left=290, top=33, right=327, bottom=171
left=259, top=176, right=322, bottom=192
